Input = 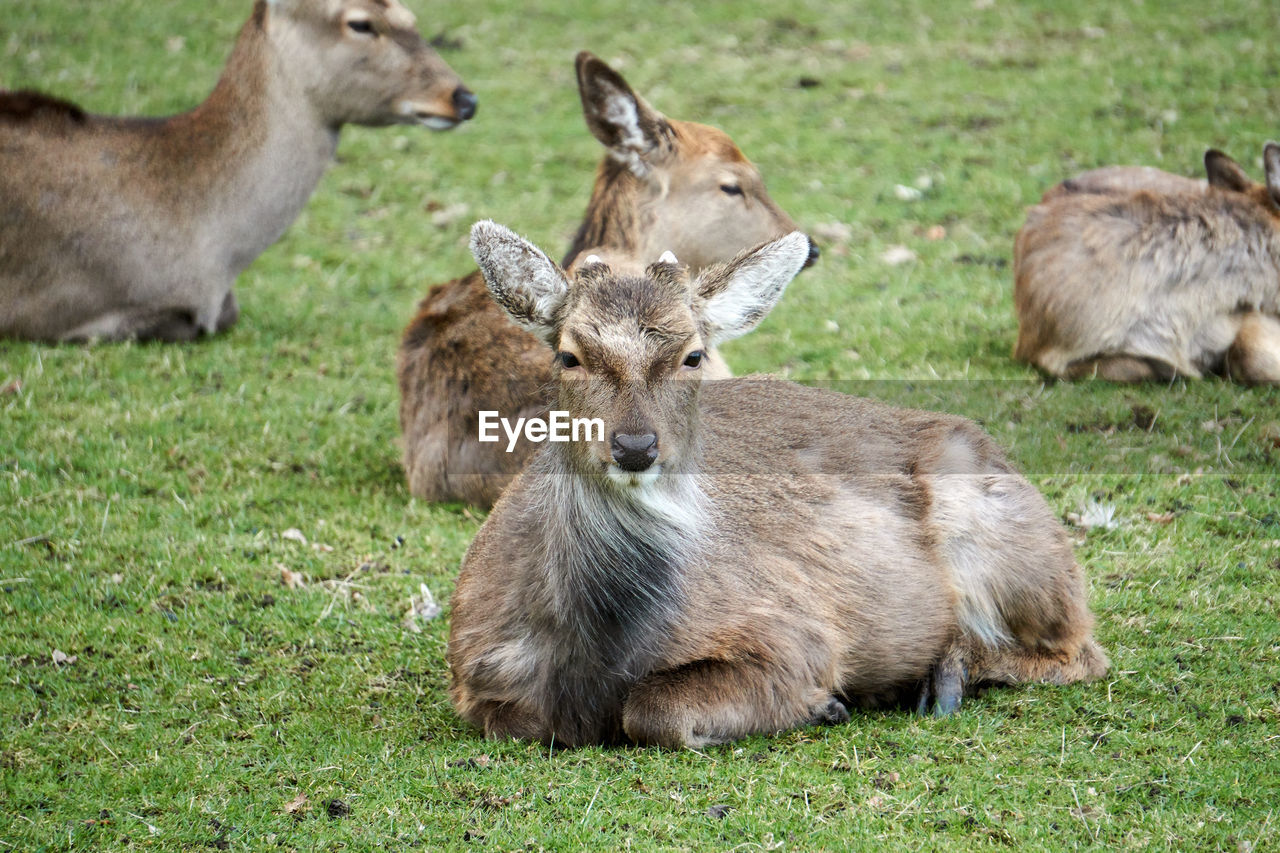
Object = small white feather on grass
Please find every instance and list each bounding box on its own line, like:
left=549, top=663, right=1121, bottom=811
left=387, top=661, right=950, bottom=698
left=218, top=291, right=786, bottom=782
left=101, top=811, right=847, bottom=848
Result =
left=403, top=584, right=442, bottom=633
left=1066, top=500, right=1120, bottom=531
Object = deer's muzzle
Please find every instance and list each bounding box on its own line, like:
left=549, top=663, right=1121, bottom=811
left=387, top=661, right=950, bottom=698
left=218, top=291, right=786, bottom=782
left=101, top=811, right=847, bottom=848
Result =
left=611, top=432, right=659, bottom=472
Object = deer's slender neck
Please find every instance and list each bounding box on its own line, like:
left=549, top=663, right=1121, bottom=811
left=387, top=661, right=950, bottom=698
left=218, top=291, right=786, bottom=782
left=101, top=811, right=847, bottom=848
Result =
left=561, top=159, right=647, bottom=268
left=156, top=11, right=276, bottom=179
left=158, top=8, right=340, bottom=273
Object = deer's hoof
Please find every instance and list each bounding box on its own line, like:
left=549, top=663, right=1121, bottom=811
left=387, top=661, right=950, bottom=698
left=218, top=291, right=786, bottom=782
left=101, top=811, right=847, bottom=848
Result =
left=808, top=695, right=851, bottom=727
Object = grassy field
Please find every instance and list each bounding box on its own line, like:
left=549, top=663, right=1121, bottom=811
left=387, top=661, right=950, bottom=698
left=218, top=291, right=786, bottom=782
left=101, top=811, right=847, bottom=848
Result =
left=3, top=0, right=1279, bottom=849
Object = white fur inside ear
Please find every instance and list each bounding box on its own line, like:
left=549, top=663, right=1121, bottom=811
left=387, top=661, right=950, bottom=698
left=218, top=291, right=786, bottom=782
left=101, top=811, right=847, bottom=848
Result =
left=659, top=251, right=678, bottom=264
left=585, top=254, right=603, bottom=265
left=603, top=89, right=645, bottom=150
left=699, top=232, right=811, bottom=345
left=469, top=220, right=568, bottom=342
left=599, top=87, right=653, bottom=176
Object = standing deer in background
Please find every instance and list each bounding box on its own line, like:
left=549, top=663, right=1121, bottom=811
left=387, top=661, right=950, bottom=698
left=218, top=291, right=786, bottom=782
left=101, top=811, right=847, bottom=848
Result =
left=447, top=221, right=1108, bottom=749
left=0, top=0, right=476, bottom=343
left=1014, top=145, right=1280, bottom=383
left=397, top=51, right=818, bottom=508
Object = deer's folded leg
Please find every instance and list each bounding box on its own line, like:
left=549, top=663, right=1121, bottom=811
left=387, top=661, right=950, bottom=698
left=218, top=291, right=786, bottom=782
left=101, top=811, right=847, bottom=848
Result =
left=623, top=657, right=843, bottom=749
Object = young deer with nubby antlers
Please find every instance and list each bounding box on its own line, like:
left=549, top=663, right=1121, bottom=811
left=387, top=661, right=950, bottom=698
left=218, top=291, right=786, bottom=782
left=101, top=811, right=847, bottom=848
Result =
left=0, top=0, right=475, bottom=342
left=447, top=222, right=1109, bottom=749
left=397, top=52, right=817, bottom=508
left=1015, top=146, right=1280, bottom=383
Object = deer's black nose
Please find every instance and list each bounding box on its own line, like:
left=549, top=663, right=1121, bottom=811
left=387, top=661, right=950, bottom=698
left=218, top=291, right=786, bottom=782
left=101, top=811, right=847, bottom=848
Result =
left=452, top=86, right=478, bottom=121
left=804, top=237, right=821, bottom=268
left=611, top=432, right=658, bottom=472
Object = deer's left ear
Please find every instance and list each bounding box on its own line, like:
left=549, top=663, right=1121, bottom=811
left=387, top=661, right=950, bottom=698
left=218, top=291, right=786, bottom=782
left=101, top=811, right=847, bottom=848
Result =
left=1204, top=149, right=1254, bottom=193
left=576, top=51, right=671, bottom=177
left=470, top=221, right=570, bottom=345
left=694, top=233, right=811, bottom=346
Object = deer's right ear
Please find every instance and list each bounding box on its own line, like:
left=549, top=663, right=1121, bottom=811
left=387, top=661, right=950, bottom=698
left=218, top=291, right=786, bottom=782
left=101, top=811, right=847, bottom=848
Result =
left=694, top=233, right=811, bottom=346
left=1204, top=149, right=1254, bottom=192
left=1264, top=143, right=1280, bottom=209
left=470, top=221, right=569, bottom=344
left=576, top=51, right=670, bottom=176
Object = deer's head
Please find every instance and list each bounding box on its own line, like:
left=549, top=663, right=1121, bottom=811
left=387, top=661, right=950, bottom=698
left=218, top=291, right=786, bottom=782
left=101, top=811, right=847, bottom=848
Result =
left=572, top=52, right=818, bottom=273
left=265, top=0, right=476, bottom=129
left=472, top=221, right=810, bottom=489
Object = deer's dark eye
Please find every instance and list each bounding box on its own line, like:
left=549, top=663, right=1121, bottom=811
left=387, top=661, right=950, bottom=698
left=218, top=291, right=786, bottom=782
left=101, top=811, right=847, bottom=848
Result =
left=346, top=19, right=376, bottom=35
left=720, top=184, right=744, bottom=196
left=682, top=351, right=704, bottom=369
left=557, top=352, right=582, bottom=369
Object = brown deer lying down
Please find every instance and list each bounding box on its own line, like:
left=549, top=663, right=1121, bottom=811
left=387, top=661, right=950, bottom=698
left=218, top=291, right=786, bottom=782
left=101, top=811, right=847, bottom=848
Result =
left=397, top=52, right=818, bottom=508
left=1014, top=146, right=1280, bottom=383
left=1039, top=149, right=1259, bottom=202
left=0, top=0, right=475, bottom=343
left=447, top=222, right=1109, bottom=749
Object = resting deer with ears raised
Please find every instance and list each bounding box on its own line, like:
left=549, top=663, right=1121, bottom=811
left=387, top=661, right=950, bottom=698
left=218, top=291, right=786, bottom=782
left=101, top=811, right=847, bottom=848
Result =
left=446, top=221, right=1108, bottom=749
left=0, top=0, right=475, bottom=343
left=397, top=51, right=818, bottom=508
left=1015, top=145, right=1280, bottom=383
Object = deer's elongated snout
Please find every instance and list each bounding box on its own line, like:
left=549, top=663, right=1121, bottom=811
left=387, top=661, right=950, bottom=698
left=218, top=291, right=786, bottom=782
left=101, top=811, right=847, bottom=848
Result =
left=400, top=62, right=477, bottom=129
left=611, top=432, right=659, bottom=472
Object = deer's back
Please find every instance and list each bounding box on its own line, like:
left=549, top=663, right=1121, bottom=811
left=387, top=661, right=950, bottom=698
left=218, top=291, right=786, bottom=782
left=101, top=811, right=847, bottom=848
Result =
left=1041, top=165, right=1205, bottom=202
left=694, top=378, right=1001, bottom=484
left=0, top=89, right=224, bottom=252
left=1, top=88, right=239, bottom=209
left=0, top=90, right=89, bottom=127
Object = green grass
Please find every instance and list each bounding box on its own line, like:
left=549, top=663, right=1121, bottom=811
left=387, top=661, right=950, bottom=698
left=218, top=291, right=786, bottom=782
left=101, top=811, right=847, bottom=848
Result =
left=3, top=0, right=1279, bottom=849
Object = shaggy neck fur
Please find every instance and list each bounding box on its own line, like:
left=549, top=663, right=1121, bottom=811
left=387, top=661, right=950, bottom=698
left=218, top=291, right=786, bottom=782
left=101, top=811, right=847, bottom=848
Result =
left=518, top=448, right=708, bottom=744
left=562, top=159, right=648, bottom=268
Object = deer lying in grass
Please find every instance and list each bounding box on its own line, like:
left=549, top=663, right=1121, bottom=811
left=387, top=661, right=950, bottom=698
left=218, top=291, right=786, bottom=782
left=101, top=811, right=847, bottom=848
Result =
left=1015, top=145, right=1280, bottom=383
left=397, top=52, right=818, bottom=508
left=1039, top=149, right=1258, bottom=202
left=0, top=0, right=476, bottom=343
left=447, top=221, right=1109, bottom=749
